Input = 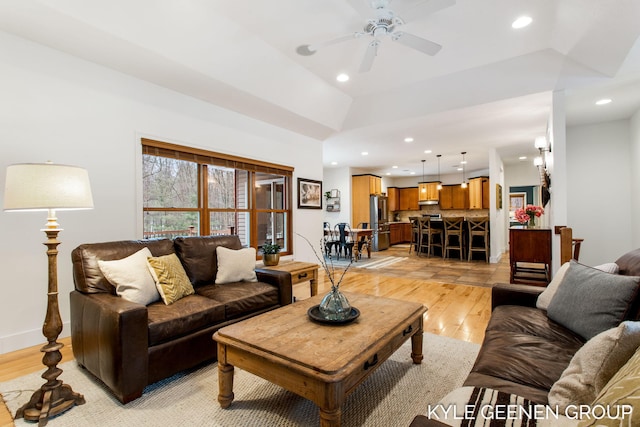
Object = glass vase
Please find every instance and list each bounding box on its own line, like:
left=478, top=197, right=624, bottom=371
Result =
left=528, top=217, right=536, bottom=227
left=319, top=287, right=351, bottom=321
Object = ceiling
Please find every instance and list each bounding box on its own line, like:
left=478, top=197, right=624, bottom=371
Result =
left=1, top=0, right=640, bottom=177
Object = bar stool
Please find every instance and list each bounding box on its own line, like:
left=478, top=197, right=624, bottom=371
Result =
left=467, top=217, right=490, bottom=262
left=418, top=217, right=443, bottom=257
left=443, top=217, right=464, bottom=260
left=408, top=217, right=421, bottom=254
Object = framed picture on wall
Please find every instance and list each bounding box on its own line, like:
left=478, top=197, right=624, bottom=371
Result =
left=297, top=178, right=322, bottom=209
left=509, top=193, right=526, bottom=211
left=496, top=184, right=503, bottom=209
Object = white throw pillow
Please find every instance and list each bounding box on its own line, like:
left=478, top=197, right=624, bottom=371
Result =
left=548, top=321, right=640, bottom=413
left=536, top=262, right=570, bottom=310
left=593, top=262, right=620, bottom=274
left=98, top=247, right=160, bottom=305
left=215, top=246, right=258, bottom=284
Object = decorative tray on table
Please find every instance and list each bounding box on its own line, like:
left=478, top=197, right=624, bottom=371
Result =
left=307, top=305, right=360, bottom=325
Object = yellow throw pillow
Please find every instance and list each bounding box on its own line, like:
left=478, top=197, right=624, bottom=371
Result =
left=578, top=345, right=640, bottom=426
left=147, top=253, right=195, bottom=305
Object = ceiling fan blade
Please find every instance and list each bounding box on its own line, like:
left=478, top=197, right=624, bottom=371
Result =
left=396, top=0, right=455, bottom=23
left=296, top=33, right=362, bottom=56
left=391, top=31, right=441, bottom=55
left=347, top=0, right=379, bottom=18
left=359, top=40, right=380, bottom=73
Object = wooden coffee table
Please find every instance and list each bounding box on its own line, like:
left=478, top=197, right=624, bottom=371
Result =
left=213, top=292, right=426, bottom=427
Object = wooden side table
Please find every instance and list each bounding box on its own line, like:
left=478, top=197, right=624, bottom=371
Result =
left=256, top=261, right=319, bottom=299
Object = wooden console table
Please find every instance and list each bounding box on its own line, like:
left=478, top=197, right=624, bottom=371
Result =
left=509, top=227, right=552, bottom=285
left=256, top=261, right=319, bottom=299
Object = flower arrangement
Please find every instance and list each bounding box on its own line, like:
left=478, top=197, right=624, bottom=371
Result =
left=298, top=233, right=351, bottom=290
left=515, top=204, right=545, bottom=225
left=298, top=233, right=353, bottom=320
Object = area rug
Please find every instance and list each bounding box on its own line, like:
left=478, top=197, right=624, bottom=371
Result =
left=323, top=255, right=406, bottom=269
left=1, top=334, right=479, bottom=427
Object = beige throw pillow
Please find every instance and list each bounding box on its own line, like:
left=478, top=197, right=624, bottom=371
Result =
left=147, top=253, right=195, bottom=305
left=98, top=247, right=160, bottom=305
left=549, top=321, right=640, bottom=413
left=215, top=246, right=258, bottom=284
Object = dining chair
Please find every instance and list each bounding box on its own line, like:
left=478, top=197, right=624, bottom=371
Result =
left=334, top=223, right=355, bottom=260
left=323, top=222, right=337, bottom=256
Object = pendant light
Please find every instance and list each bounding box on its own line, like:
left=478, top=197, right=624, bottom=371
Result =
left=460, top=151, right=468, bottom=189
left=436, top=154, right=442, bottom=190
left=420, top=159, right=426, bottom=194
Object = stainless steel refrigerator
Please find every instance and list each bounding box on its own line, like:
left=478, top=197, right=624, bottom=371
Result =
left=370, top=195, right=390, bottom=251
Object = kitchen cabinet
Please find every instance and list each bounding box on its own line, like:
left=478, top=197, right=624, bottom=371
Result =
left=469, top=177, right=490, bottom=209
left=390, top=222, right=412, bottom=245
left=388, top=187, right=399, bottom=211
left=401, top=222, right=412, bottom=242
left=439, top=184, right=469, bottom=210
left=418, top=182, right=440, bottom=203
left=351, top=174, right=382, bottom=226
left=399, top=187, right=419, bottom=211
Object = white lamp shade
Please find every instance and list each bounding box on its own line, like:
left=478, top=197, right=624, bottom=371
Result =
left=4, top=163, right=94, bottom=211
left=534, top=136, right=547, bottom=149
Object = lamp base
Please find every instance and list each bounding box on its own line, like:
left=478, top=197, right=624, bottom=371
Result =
left=16, top=380, right=85, bottom=426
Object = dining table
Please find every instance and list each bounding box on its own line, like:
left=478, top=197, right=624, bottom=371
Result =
left=349, top=228, right=374, bottom=261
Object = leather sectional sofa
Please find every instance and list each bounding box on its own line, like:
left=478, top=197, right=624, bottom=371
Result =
left=411, top=248, right=640, bottom=427
left=70, top=235, right=292, bottom=404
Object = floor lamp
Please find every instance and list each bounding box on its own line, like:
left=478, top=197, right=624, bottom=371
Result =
left=3, top=162, right=93, bottom=426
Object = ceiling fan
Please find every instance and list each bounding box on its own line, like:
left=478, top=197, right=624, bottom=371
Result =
left=296, top=0, right=455, bottom=73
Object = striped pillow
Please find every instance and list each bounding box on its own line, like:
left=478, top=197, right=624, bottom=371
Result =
left=579, top=346, right=640, bottom=426
left=147, top=253, right=195, bottom=305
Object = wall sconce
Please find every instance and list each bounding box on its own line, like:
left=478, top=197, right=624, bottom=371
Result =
left=533, top=136, right=551, bottom=207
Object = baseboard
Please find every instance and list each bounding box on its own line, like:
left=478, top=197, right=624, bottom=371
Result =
left=0, top=321, right=71, bottom=354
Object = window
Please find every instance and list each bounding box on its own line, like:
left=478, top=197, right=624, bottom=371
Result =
left=142, top=139, right=293, bottom=257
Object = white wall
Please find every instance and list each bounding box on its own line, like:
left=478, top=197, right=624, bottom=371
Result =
left=488, top=148, right=506, bottom=262
left=566, top=119, right=633, bottom=265
left=630, top=110, right=640, bottom=248
left=0, top=32, right=324, bottom=353
left=322, top=167, right=351, bottom=226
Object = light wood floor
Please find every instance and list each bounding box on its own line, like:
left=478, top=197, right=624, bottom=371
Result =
left=0, top=245, right=504, bottom=426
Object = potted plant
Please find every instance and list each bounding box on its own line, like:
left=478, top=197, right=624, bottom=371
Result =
left=261, top=243, right=281, bottom=266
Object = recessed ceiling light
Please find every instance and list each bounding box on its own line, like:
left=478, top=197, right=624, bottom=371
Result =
left=392, top=165, right=398, bottom=169
left=361, top=151, right=368, bottom=156
left=404, top=137, right=414, bottom=143
left=457, top=167, right=463, bottom=171
left=424, top=150, right=432, bottom=154
left=331, top=161, right=338, bottom=165
left=596, top=98, right=612, bottom=105
left=336, top=73, right=349, bottom=82
left=519, top=156, right=527, bottom=160
left=410, top=171, right=416, bottom=175
left=512, top=16, right=532, bottom=29
left=386, top=172, right=391, bottom=175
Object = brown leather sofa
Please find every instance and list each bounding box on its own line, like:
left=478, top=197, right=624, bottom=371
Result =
left=70, top=235, right=292, bottom=404
left=411, top=248, right=640, bottom=427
